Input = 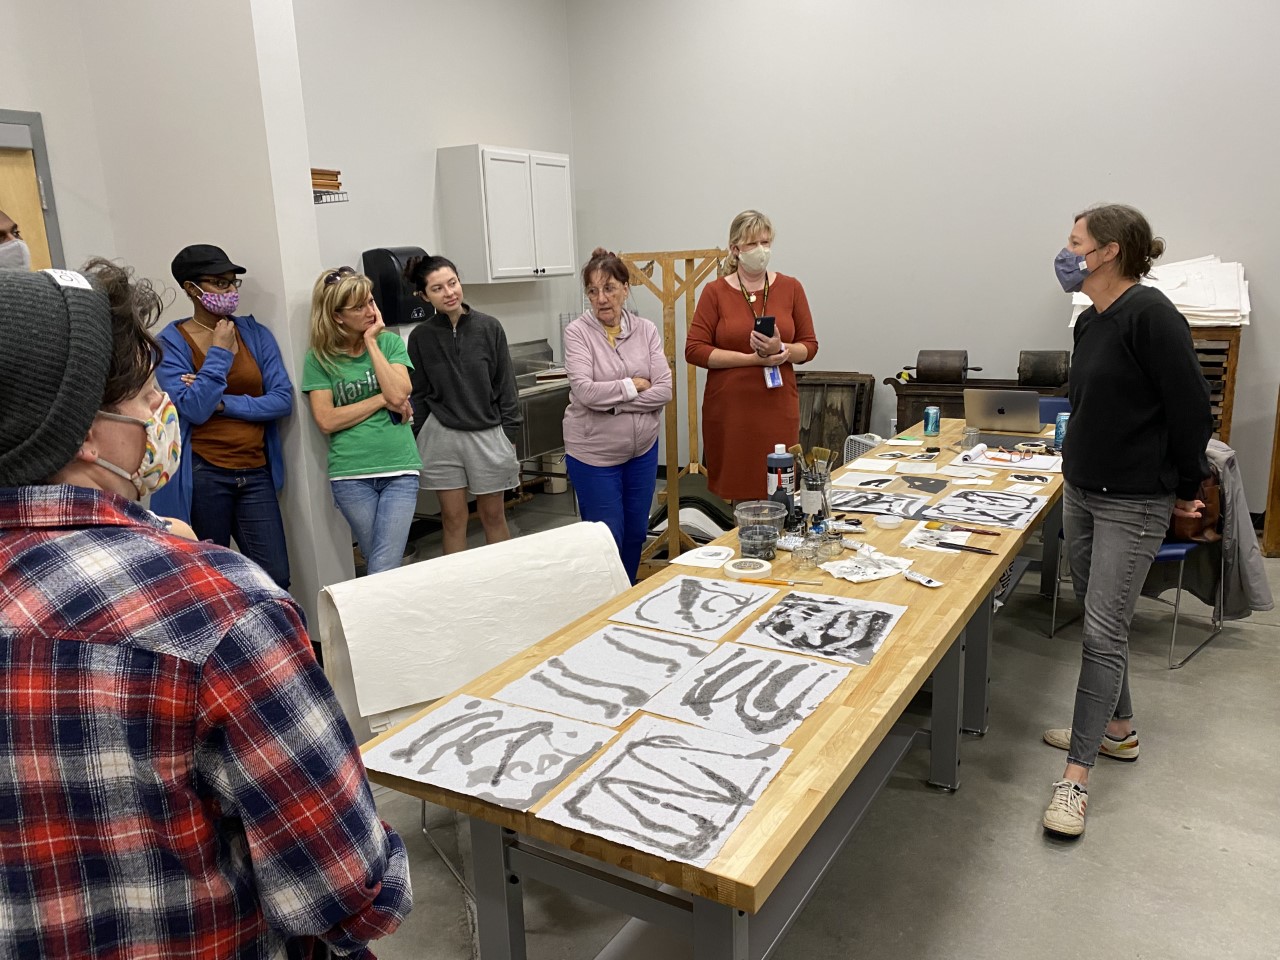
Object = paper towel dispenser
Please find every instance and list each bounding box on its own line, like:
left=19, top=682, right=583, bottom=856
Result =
left=362, top=246, right=434, bottom=326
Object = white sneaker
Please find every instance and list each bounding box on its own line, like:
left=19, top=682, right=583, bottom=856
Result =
left=1042, top=779, right=1088, bottom=837
left=1043, top=727, right=1139, bottom=762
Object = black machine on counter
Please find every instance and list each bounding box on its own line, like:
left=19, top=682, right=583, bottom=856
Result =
left=361, top=246, right=433, bottom=326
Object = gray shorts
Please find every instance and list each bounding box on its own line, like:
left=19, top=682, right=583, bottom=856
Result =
left=417, top=418, right=520, bottom=495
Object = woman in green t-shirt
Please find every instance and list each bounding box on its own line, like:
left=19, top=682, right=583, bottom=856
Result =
left=302, top=267, right=422, bottom=575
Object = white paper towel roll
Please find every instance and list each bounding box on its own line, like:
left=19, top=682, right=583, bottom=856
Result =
left=318, top=521, right=630, bottom=738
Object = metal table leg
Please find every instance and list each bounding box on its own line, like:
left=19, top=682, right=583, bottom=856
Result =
left=962, top=589, right=994, bottom=736
left=1039, top=498, right=1064, bottom=598
left=470, top=819, right=527, bottom=960
left=928, top=633, right=964, bottom=791
left=692, top=898, right=748, bottom=960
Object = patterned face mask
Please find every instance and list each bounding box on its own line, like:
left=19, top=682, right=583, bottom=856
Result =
left=95, top=394, right=182, bottom=498
left=197, top=287, right=239, bottom=316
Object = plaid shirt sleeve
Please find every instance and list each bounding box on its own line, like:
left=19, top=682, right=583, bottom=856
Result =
left=194, top=597, right=413, bottom=956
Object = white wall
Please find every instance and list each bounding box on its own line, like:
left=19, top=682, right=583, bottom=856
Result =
left=0, top=0, right=117, bottom=265
left=566, top=0, right=1280, bottom=505
left=293, top=0, right=581, bottom=351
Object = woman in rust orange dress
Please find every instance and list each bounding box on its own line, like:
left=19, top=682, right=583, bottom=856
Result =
left=686, top=210, right=819, bottom=501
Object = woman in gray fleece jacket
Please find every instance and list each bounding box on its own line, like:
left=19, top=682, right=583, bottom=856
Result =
left=562, top=248, right=672, bottom=582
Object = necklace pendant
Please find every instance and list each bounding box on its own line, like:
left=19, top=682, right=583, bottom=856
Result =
left=746, top=292, right=757, bottom=303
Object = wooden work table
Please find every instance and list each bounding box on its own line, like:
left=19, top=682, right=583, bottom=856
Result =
left=363, top=418, right=1064, bottom=958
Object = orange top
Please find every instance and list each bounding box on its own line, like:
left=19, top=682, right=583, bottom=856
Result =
left=177, top=325, right=267, bottom=470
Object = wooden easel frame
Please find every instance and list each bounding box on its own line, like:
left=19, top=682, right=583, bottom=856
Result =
left=621, top=248, right=726, bottom=574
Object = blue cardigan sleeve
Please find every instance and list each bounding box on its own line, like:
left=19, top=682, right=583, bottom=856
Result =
left=220, top=317, right=295, bottom=422
left=156, top=323, right=232, bottom=427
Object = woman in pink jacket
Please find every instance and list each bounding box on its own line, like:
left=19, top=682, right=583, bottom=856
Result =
left=562, top=248, right=673, bottom=582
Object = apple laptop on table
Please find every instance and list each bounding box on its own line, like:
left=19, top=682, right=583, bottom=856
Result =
left=963, top=388, right=1044, bottom=436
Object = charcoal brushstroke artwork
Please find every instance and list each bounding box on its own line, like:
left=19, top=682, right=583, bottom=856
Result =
left=645, top=642, right=849, bottom=744
left=737, top=590, right=908, bottom=666
left=538, top=715, right=790, bottom=867
left=828, top=489, right=928, bottom=518
left=493, top=624, right=717, bottom=726
left=609, top=575, right=778, bottom=641
left=923, top=488, right=1048, bottom=529
left=1010, top=473, right=1051, bottom=484
left=362, top=697, right=611, bottom=810
left=899, top=475, right=948, bottom=495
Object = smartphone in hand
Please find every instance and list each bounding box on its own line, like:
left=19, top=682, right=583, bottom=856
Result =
left=753, top=315, right=776, bottom=338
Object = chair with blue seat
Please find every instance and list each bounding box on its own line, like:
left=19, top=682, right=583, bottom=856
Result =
left=1039, top=396, right=1071, bottom=425
left=1049, top=533, right=1224, bottom=669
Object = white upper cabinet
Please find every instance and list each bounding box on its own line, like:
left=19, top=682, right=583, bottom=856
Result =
left=437, top=144, right=576, bottom=283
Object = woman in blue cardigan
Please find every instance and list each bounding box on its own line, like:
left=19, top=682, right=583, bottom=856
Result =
left=152, top=245, right=295, bottom=588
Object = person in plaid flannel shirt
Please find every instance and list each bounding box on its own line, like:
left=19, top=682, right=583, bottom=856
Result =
left=0, top=262, right=412, bottom=958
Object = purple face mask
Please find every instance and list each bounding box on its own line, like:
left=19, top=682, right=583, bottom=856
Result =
left=1054, top=246, right=1095, bottom=293
left=197, top=288, right=239, bottom=316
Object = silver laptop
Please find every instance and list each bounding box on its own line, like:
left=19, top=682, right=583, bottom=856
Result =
left=963, top=389, right=1043, bottom=434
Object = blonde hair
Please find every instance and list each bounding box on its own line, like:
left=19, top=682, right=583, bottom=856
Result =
left=308, top=266, right=374, bottom=372
left=719, top=209, right=775, bottom=277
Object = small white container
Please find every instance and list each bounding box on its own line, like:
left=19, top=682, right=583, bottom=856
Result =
left=874, top=515, right=904, bottom=530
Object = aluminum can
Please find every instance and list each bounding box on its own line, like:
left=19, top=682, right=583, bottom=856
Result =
left=1054, top=412, right=1070, bottom=450
left=923, top=405, right=941, bottom=436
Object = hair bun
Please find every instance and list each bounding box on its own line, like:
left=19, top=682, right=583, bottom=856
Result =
left=1149, top=236, right=1166, bottom=260
left=590, top=246, right=613, bottom=259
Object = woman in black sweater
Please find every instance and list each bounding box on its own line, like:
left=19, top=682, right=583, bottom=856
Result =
left=1041, top=204, right=1212, bottom=839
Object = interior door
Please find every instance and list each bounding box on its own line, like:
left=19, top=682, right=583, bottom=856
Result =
left=530, top=153, right=574, bottom=277
left=480, top=148, right=537, bottom=280
left=0, top=147, right=53, bottom=270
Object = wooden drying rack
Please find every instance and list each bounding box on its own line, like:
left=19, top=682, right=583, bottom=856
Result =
left=620, top=248, right=726, bottom=575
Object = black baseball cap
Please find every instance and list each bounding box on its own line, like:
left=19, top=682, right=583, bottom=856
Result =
left=171, top=244, right=246, bottom=284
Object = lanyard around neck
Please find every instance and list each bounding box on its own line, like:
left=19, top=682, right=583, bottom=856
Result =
left=737, top=270, right=769, bottom=317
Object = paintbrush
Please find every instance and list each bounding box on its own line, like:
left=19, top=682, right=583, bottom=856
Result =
left=811, top=446, right=832, bottom=472
left=739, top=577, right=825, bottom=586
left=925, top=520, right=1001, bottom=536
left=788, top=443, right=805, bottom=464
left=934, top=541, right=998, bottom=556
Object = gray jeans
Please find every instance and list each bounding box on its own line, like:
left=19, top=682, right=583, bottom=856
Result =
left=1063, top=482, right=1174, bottom=767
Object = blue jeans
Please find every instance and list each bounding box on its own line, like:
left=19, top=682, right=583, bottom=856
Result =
left=1063, top=482, right=1174, bottom=767
left=189, top=454, right=291, bottom=589
left=566, top=443, right=659, bottom=584
left=331, top=474, right=420, bottom=576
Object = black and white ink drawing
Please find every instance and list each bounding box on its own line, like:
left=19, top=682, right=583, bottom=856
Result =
left=906, top=452, right=939, bottom=461
left=876, top=451, right=909, bottom=459
left=1010, top=473, right=1051, bottom=484
left=494, top=624, right=717, bottom=726
left=833, top=471, right=894, bottom=490
left=856, top=476, right=896, bottom=489
left=645, top=642, right=849, bottom=745
left=538, top=715, right=790, bottom=867
left=828, top=489, right=928, bottom=518
left=361, top=697, right=610, bottom=810
left=924, top=488, right=1048, bottom=529
left=609, top=575, right=778, bottom=641
left=899, top=475, right=948, bottom=495
left=737, top=590, right=908, bottom=666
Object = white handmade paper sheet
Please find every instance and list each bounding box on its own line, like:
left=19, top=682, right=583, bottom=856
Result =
left=493, top=625, right=717, bottom=726
left=901, top=521, right=972, bottom=553
left=609, top=576, right=778, bottom=641
left=644, top=642, right=849, bottom=745
left=924, top=489, right=1048, bottom=529
left=363, top=697, right=612, bottom=810
left=538, top=715, right=790, bottom=867
left=736, top=590, right=908, bottom=666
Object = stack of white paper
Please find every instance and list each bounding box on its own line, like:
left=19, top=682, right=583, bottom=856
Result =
left=1070, top=255, right=1250, bottom=327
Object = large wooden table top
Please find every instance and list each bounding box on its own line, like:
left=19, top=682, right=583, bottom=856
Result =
left=362, top=418, right=1064, bottom=912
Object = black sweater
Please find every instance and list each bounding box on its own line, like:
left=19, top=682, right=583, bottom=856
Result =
left=406, top=307, right=521, bottom=441
left=1064, top=284, right=1211, bottom=499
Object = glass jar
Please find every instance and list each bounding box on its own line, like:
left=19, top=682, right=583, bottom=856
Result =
left=961, top=426, right=981, bottom=450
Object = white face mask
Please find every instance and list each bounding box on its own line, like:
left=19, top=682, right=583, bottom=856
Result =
left=737, top=244, right=771, bottom=274
left=0, top=238, right=32, bottom=272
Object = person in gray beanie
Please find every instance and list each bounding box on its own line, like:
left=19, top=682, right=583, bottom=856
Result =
left=0, top=262, right=412, bottom=958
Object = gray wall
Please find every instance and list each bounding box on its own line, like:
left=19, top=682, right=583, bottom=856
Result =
left=566, top=0, right=1279, bottom=504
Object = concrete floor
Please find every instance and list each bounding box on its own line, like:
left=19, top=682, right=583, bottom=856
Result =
left=373, top=490, right=1280, bottom=960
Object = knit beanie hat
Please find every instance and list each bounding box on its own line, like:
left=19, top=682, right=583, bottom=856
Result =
left=0, top=269, right=113, bottom=485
